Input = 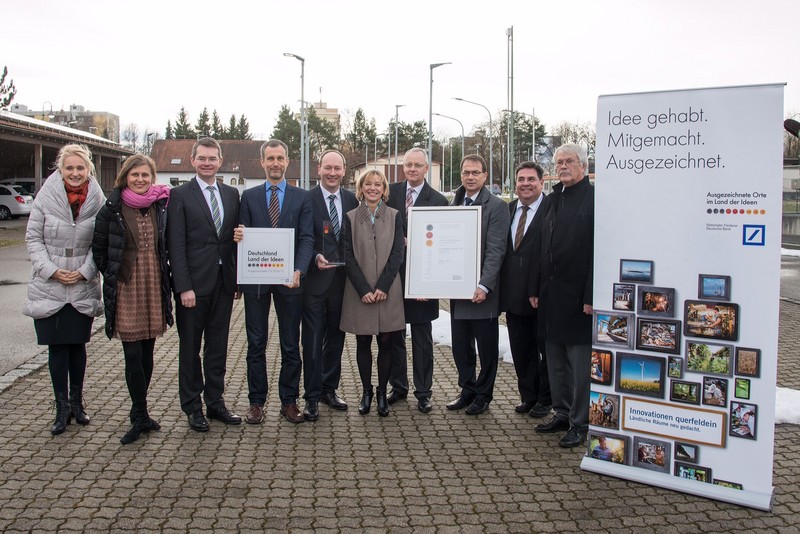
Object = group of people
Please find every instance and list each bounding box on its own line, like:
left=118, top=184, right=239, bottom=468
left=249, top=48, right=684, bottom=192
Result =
left=24, top=137, right=595, bottom=449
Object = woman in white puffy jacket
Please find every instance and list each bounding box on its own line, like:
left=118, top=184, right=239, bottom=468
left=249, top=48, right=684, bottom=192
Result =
left=23, top=144, right=105, bottom=436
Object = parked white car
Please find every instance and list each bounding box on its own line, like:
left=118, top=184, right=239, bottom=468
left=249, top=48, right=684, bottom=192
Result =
left=0, top=184, right=34, bottom=220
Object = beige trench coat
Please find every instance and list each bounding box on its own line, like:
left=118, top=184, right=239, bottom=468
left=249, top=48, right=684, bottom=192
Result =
left=339, top=202, right=405, bottom=335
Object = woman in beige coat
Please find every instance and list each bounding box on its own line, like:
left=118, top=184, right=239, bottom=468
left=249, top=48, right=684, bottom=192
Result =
left=340, top=170, right=405, bottom=416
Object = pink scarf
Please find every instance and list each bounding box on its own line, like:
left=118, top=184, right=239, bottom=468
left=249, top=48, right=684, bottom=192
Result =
left=121, top=184, right=170, bottom=209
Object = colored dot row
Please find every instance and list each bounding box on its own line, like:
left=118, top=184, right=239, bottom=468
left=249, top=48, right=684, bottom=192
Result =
left=248, top=263, right=285, bottom=268
left=706, top=209, right=767, bottom=215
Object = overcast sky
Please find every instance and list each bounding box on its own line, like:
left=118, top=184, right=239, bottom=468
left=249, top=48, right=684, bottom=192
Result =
left=4, top=0, right=798, bottom=141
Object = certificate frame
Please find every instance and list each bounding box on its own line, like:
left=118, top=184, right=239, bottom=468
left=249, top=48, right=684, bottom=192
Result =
left=237, top=227, right=295, bottom=285
left=404, top=206, right=481, bottom=299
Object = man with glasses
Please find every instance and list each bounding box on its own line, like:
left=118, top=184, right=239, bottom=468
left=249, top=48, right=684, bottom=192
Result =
left=168, top=137, right=241, bottom=431
left=385, top=147, right=448, bottom=413
left=301, top=149, right=359, bottom=420
left=531, top=143, right=594, bottom=448
left=447, top=154, right=509, bottom=415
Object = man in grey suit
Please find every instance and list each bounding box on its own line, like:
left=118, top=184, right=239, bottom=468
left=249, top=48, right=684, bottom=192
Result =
left=386, top=147, right=449, bottom=413
left=168, top=137, right=241, bottom=431
left=447, top=154, right=510, bottom=415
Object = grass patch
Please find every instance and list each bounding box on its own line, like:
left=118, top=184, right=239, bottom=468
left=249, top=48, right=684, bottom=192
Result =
left=0, top=239, right=23, bottom=248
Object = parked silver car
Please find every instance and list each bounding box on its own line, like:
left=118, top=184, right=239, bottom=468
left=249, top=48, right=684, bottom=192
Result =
left=0, top=184, right=34, bottom=220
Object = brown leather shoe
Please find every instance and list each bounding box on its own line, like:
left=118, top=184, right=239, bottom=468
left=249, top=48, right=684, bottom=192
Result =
left=245, top=404, right=264, bottom=425
left=280, top=403, right=304, bottom=424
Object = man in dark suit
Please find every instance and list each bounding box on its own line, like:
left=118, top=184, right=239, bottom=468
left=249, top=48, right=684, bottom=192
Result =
left=168, top=137, right=242, bottom=431
left=236, top=139, right=314, bottom=425
left=500, top=161, right=552, bottom=418
left=531, top=143, right=594, bottom=448
left=386, top=147, right=448, bottom=413
left=447, top=154, right=510, bottom=416
left=301, top=149, right=358, bottom=418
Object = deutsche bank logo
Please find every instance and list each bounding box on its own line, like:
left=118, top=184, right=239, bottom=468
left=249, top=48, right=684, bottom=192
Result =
left=743, top=225, right=766, bottom=246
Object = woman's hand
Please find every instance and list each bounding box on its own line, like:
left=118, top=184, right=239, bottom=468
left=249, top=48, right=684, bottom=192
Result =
left=51, top=269, right=81, bottom=285
left=361, top=291, right=376, bottom=304
left=373, top=289, right=387, bottom=302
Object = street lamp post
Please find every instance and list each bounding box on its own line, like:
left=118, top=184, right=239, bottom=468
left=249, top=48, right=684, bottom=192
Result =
left=454, top=97, right=493, bottom=189
left=428, top=62, right=451, bottom=183
left=284, top=52, right=306, bottom=189
left=394, top=104, right=405, bottom=182
left=433, top=112, right=465, bottom=162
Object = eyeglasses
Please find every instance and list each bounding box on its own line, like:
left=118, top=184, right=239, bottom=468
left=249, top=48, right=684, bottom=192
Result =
left=555, top=158, right=579, bottom=167
left=461, top=170, right=484, bottom=177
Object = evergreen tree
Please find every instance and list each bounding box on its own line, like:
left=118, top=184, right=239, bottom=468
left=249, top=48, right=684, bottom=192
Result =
left=165, top=120, right=174, bottom=140
left=195, top=107, right=211, bottom=137
left=236, top=114, right=252, bottom=140
left=344, top=108, right=376, bottom=156
left=270, top=105, right=301, bottom=155
left=211, top=110, right=224, bottom=139
left=174, top=107, right=194, bottom=139
left=226, top=114, right=239, bottom=140
left=307, top=107, right=339, bottom=158
left=0, top=66, right=16, bottom=110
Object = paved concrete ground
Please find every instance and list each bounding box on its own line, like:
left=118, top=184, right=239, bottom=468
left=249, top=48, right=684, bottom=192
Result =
left=0, top=296, right=798, bottom=533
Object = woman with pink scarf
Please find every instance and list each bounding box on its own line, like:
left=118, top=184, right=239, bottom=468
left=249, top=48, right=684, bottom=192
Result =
left=93, top=154, right=173, bottom=444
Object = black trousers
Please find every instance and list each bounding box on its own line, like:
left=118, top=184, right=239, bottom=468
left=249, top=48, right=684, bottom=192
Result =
left=388, top=322, right=434, bottom=400
left=175, top=270, right=234, bottom=415
left=506, top=312, right=551, bottom=406
left=450, top=316, right=499, bottom=402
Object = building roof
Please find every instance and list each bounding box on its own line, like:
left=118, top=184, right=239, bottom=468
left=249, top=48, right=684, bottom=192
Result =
left=150, top=139, right=319, bottom=180
left=0, top=110, right=131, bottom=156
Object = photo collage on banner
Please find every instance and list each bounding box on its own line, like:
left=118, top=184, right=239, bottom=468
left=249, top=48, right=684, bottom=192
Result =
left=583, top=84, right=784, bottom=510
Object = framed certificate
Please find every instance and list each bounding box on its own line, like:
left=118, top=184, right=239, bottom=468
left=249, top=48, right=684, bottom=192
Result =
left=404, top=206, right=481, bottom=299
left=237, top=228, right=295, bottom=285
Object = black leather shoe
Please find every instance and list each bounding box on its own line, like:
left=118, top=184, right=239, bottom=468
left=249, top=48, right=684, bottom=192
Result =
left=303, top=400, right=320, bottom=422
left=418, top=398, right=433, bottom=414
left=529, top=403, right=553, bottom=418
left=207, top=405, right=242, bottom=425
left=387, top=390, right=407, bottom=405
left=187, top=410, right=210, bottom=432
left=446, top=395, right=473, bottom=411
left=515, top=401, right=535, bottom=413
left=320, top=391, right=348, bottom=411
left=359, top=387, right=374, bottom=415
left=534, top=416, right=570, bottom=434
left=559, top=427, right=588, bottom=448
left=465, top=399, right=489, bottom=415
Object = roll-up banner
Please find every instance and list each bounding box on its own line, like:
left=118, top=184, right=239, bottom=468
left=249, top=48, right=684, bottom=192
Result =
left=582, top=84, right=784, bottom=511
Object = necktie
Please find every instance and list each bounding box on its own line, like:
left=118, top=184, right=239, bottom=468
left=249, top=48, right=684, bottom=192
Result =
left=514, top=205, right=529, bottom=251
left=207, top=186, right=222, bottom=236
left=328, top=194, right=340, bottom=241
left=405, top=187, right=414, bottom=215
left=465, top=197, right=474, bottom=206
left=269, top=185, right=280, bottom=227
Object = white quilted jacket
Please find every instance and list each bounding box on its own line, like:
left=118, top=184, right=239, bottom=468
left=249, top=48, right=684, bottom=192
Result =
left=23, top=171, right=105, bottom=320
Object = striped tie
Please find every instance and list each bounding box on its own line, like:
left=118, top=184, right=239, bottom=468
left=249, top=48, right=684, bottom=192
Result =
left=514, top=205, right=528, bottom=251
left=269, top=185, right=280, bottom=227
left=207, top=186, right=222, bottom=236
left=405, top=186, right=414, bottom=214
left=328, top=194, right=340, bottom=241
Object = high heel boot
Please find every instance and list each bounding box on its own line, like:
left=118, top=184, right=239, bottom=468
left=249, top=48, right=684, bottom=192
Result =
left=376, top=388, right=389, bottom=417
left=51, top=393, right=71, bottom=435
left=358, top=387, right=374, bottom=415
left=69, top=386, right=90, bottom=425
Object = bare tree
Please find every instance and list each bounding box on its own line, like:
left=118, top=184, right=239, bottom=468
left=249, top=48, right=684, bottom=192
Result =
left=121, top=123, right=141, bottom=153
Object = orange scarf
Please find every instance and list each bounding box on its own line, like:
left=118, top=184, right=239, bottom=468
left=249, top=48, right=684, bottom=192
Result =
left=64, top=181, right=89, bottom=220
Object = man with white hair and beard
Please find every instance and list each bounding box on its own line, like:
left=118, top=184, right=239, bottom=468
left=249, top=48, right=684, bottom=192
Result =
left=531, top=143, right=594, bottom=448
